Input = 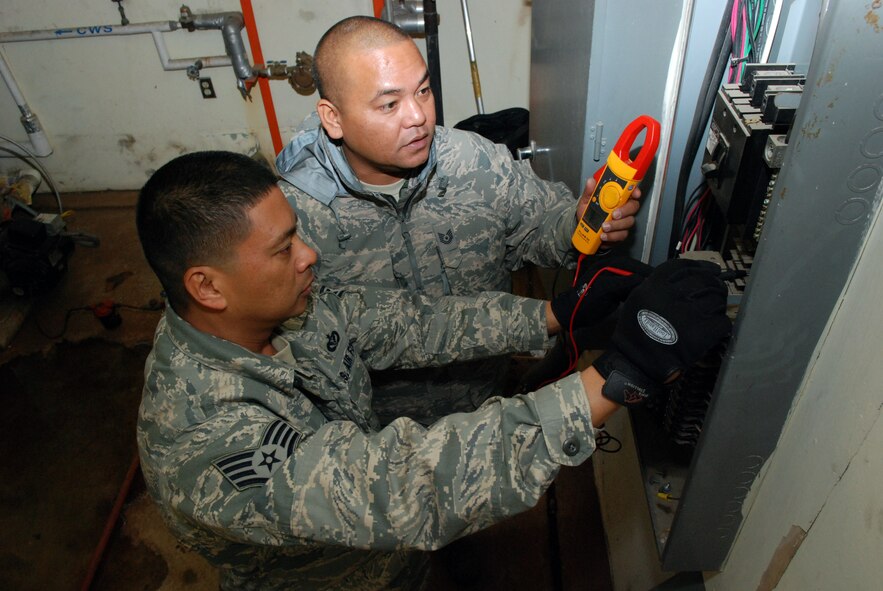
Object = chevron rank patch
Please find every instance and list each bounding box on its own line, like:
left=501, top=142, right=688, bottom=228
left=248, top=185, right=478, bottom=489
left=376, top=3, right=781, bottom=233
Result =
left=213, top=420, right=303, bottom=491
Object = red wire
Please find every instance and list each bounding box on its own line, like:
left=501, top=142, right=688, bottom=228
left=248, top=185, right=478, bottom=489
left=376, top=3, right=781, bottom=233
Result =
left=535, top=262, right=635, bottom=390
left=697, top=198, right=707, bottom=248
left=683, top=222, right=700, bottom=253
left=680, top=187, right=710, bottom=252
left=680, top=198, right=704, bottom=251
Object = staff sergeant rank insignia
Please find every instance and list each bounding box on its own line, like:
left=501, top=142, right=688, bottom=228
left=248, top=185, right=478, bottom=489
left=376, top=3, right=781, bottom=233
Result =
left=213, top=420, right=303, bottom=490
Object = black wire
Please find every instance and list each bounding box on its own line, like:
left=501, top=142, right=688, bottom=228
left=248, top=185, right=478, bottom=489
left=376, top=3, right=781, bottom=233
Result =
left=685, top=181, right=706, bottom=210
left=681, top=183, right=707, bottom=224
left=699, top=195, right=720, bottom=250
left=679, top=183, right=708, bottom=251
left=34, top=306, right=91, bottom=340
left=32, top=301, right=164, bottom=340
left=668, top=0, right=736, bottom=258
left=595, top=429, right=622, bottom=453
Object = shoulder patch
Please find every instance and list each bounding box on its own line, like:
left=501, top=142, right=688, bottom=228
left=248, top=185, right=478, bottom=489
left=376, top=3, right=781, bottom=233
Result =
left=212, top=420, right=303, bottom=491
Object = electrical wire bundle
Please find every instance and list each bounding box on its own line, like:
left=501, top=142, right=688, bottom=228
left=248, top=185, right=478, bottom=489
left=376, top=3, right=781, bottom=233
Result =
left=677, top=183, right=714, bottom=253
left=728, top=0, right=768, bottom=83
left=667, top=0, right=736, bottom=258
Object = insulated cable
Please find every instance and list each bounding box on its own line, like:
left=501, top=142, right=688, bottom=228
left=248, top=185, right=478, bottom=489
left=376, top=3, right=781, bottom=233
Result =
left=533, top=256, right=636, bottom=392
left=667, top=0, right=735, bottom=258
left=34, top=300, right=164, bottom=340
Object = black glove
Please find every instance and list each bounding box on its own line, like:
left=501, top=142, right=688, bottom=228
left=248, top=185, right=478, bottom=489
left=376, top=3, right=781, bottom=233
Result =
left=593, top=258, right=732, bottom=406
left=550, top=254, right=653, bottom=331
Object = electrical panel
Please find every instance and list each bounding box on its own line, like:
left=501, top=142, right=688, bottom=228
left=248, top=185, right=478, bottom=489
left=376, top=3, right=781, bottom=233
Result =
left=702, top=64, right=805, bottom=254
left=528, top=0, right=881, bottom=580
left=631, top=3, right=879, bottom=573
left=641, top=65, right=808, bottom=472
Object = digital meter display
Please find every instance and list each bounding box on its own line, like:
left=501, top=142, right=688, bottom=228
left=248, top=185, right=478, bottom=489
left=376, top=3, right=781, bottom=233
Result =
left=585, top=202, right=609, bottom=231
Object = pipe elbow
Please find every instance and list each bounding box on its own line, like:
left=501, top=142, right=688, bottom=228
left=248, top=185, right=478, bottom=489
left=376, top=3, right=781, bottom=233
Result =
left=182, top=10, right=254, bottom=86
left=219, top=13, right=254, bottom=83
left=221, top=12, right=245, bottom=32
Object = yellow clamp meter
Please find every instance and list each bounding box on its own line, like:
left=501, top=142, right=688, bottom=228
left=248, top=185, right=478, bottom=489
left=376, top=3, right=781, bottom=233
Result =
left=572, top=115, right=661, bottom=254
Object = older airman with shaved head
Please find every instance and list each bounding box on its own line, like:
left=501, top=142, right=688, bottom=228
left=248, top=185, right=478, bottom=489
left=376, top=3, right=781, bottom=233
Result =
left=275, top=16, right=642, bottom=426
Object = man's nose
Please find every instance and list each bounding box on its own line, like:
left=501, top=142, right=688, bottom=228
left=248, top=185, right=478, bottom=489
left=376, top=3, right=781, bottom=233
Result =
left=297, top=243, right=318, bottom=270
left=403, top=97, right=427, bottom=126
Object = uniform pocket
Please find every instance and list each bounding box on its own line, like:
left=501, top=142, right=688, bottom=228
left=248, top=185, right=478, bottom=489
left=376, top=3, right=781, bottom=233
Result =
left=433, top=227, right=462, bottom=269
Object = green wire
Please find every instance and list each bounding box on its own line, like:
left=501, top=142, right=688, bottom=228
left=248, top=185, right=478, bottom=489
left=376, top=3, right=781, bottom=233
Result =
left=753, top=0, right=766, bottom=40
left=734, top=0, right=767, bottom=82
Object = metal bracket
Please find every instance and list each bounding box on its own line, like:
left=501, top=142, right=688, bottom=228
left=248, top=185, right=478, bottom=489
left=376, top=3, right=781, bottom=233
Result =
left=382, top=0, right=426, bottom=35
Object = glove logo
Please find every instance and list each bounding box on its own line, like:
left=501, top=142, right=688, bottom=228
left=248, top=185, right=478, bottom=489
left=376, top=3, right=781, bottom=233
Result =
left=623, top=383, right=647, bottom=405
left=637, top=309, right=678, bottom=345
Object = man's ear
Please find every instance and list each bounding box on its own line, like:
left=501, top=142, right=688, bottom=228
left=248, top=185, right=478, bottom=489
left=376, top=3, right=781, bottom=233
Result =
left=316, top=98, right=344, bottom=140
left=183, top=266, right=227, bottom=311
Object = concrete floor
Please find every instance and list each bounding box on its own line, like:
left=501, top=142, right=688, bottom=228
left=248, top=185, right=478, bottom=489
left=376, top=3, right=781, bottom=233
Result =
left=0, top=191, right=613, bottom=590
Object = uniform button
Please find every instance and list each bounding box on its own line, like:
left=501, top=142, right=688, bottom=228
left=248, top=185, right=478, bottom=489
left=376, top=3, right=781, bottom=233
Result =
left=562, top=436, right=580, bottom=457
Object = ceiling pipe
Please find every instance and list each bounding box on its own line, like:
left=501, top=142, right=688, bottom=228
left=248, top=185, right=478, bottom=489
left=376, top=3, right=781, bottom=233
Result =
left=150, top=30, right=232, bottom=73
left=178, top=6, right=256, bottom=99
left=0, top=5, right=296, bottom=104
left=0, top=21, right=179, bottom=42
left=0, top=50, right=51, bottom=157
left=0, top=5, right=308, bottom=159
left=0, top=18, right=241, bottom=82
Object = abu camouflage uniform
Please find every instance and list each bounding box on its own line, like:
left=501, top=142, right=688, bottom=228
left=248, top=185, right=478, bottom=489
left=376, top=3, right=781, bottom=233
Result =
left=137, top=286, right=597, bottom=590
left=276, top=119, right=579, bottom=425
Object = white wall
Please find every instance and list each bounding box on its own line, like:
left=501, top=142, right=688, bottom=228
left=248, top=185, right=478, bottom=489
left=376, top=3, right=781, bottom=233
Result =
left=0, top=0, right=531, bottom=192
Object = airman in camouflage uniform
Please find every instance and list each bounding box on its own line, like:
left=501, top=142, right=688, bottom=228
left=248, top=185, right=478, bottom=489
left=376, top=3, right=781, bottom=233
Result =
left=139, top=286, right=599, bottom=590
left=275, top=17, right=641, bottom=425
left=135, top=150, right=617, bottom=591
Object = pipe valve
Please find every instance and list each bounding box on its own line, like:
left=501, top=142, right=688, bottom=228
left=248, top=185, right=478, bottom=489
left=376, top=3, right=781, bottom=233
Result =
left=255, top=53, right=316, bottom=96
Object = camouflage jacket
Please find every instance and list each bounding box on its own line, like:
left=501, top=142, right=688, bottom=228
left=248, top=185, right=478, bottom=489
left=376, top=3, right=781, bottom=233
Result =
left=275, top=120, right=578, bottom=424
left=137, top=286, right=597, bottom=591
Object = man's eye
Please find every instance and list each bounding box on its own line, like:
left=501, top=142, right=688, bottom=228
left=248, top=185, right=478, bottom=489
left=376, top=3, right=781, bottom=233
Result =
left=279, top=242, right=292, bottom=255
left=417, top=87, right=431, bottom=97
left=380, top=101, right=397, bottom=112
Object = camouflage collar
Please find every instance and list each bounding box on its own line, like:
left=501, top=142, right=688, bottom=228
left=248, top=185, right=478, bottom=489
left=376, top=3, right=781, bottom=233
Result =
left=275, top=119, right=442, bottom=206
left=160, top=307, right=313, bottom=393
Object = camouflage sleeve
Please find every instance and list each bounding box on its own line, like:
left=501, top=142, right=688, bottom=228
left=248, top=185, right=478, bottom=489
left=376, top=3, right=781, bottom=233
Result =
left=494, top=142, right=579, bottom=271
left=325, top=286, right=551, bottom=370
left=168, top=372, right=596, bottom=552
